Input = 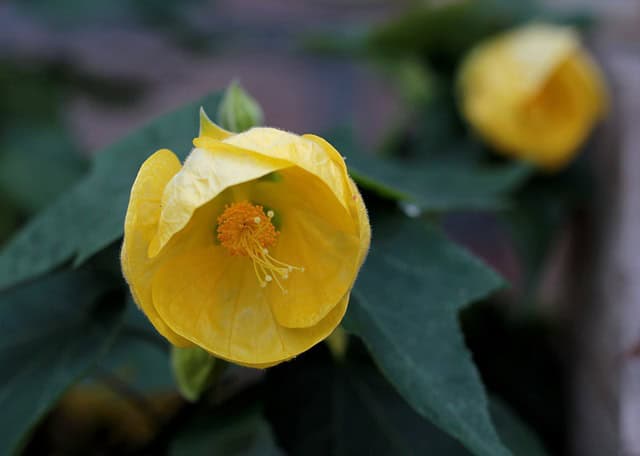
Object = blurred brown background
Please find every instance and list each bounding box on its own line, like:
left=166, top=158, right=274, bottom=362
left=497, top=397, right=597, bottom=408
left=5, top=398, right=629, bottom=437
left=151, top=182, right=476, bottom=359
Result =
left=0, top=0, right=405, bottom=153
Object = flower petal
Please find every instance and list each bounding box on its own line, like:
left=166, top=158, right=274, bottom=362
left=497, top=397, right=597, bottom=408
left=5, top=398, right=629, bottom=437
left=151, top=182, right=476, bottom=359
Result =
left=460, top=23, right=580, bottom=101
left=347, top=176, right=371, bottom=268
left=513, top=51, right=607, bottom=167
left=152, top=244, right=351, bottom=367
left=149, top=141, right=291, bottom=257
left=199, top=107, right=232, bottom=140
left=303, top=134, right=371, bottom=267
left=237, top=166, right=360, bottom=328
left=221, top=128, right=352, bottom=212
left=121, top=149, right=190, bottom=347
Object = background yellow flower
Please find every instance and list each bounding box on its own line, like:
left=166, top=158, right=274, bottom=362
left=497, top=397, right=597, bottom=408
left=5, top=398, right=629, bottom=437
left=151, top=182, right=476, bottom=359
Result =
left=121, top=112, right=370, bottom=368
left=458, top=23, right=608, bottom=170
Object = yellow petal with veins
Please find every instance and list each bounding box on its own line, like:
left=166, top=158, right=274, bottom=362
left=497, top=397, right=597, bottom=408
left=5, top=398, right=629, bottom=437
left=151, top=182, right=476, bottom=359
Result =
left=214, top=128, right=351, bottom=212
left=303, top=133, right=370, bottom=266
left=149, top=142, right=291, bottom=257
left=121, top=149, right=191, bottom=347
left=152, top=243, right=352, bottom=366
left=252, top=167, right=360, bottom=327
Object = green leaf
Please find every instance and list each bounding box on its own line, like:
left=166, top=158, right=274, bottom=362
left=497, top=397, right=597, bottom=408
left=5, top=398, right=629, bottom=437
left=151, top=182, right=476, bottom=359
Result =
left=171, top=346, right=218, bottom=402
left=266, top=352, right=469, bottom=455
left=335, top=362, right=472, bottom=455
left=461, top=301, right=567, bottom=451
left=344, top=212, right=509, bottom=456
left=95, top=298, right=174, bottom=392
left=0, top=124, right=87, bottom=214
left=265, top=349, right=546, bottom=456
left=351, top=158, right=531, bottom=212
left=171, top=408, right=283, bottom=456
left=329, top=128, right=532, bottom=212
left=0, top=269, right=125, bottom=455
left=0, top=92, right=222, bottom=291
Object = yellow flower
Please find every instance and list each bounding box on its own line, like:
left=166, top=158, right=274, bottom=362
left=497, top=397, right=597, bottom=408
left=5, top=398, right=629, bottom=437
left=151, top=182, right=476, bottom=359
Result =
left=458, top=23, right=608, bottom=170
left=121, top=109, right=370, bottom=368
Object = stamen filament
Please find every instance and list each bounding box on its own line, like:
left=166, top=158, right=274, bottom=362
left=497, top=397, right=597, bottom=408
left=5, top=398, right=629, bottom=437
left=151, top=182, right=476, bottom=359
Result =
left=216, top=201, right=303, bottom=292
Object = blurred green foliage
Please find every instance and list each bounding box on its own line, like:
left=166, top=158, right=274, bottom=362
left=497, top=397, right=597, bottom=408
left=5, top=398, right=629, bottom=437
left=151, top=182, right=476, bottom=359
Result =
left=0, top=63, right=83, bottom=243
left=265, top=341, right=546, bottom=456
left=171, top=407, right=283, bottom=456
left=0, top=59, right=144, bottom=245
left=0, top=269, right=125, bottom=455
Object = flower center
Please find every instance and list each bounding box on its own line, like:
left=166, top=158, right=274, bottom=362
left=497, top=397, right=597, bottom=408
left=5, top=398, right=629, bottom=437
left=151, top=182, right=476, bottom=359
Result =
left=216, top=201, right=303, bottom=292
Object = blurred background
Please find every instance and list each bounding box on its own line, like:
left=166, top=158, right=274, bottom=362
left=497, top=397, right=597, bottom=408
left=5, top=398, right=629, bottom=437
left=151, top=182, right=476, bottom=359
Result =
left=0, top=0, right=404, bottom=246
left=1, top=0, right=640, bottom=455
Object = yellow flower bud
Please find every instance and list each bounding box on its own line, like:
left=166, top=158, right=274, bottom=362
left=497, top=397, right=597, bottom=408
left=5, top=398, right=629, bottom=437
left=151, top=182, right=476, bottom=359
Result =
left=458, top=23, right=608, bottom=170
left=121, top=110, right=370, bottom=368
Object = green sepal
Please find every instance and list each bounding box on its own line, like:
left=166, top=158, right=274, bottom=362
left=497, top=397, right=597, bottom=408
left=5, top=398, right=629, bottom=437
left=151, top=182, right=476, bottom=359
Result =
left=171, top=346, right=220, bottom=402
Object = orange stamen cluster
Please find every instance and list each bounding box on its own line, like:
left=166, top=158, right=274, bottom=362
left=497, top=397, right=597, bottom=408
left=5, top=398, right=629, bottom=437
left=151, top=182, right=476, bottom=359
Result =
left=216, top=201, right=303, bottom=291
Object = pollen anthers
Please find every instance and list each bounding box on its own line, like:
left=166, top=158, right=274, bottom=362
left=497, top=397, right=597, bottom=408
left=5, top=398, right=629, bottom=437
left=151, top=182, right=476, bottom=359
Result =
left=216, top=201, right=303, bottom=292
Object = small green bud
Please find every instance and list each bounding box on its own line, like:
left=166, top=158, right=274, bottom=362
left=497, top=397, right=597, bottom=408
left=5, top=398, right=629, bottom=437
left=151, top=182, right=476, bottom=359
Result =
left=325, top=326, right=349, bottom=362
left=217, top=80, right=264, bottom=132
left=171, top=346, right=219, bottom=402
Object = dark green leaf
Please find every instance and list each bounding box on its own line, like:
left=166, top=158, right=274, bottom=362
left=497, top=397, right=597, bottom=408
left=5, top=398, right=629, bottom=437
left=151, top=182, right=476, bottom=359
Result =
left=352, top=159, right=531, bottom=212
left=330, top=128, right=532, bottom=212
left=268, top=350, right=470, bottom=455
left=266, top=348, right=547, bottom=456
left=0, top=92, right=222, bottom=291
left=0, top=269, right=124, bottom=455
left=95, top=299, right=173, bottom=393
left=171, top=408, right=283, bottom=456
left=462, top=302, right=567, bottom=452
left=335, top=362, right=470, bottom=455
left=344, top=212, right=509, bottom=456
left=0, top=124, right=87, bottom=213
